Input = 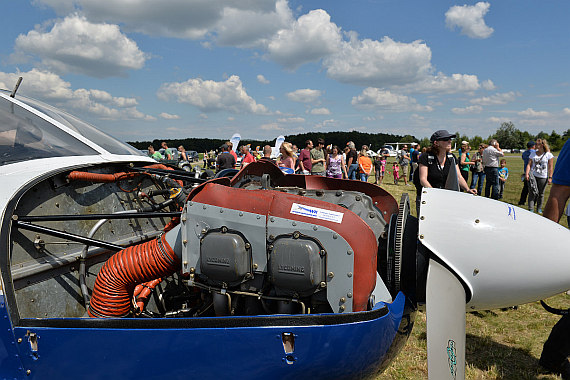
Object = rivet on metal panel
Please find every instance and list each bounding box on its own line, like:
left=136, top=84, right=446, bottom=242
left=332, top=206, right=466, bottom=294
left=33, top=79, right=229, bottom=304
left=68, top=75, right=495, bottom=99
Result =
left=181, top=217, right=187, bottom=223
left=253, top=263, right=258, bottom=270
left=473, top=268, right=479, bottom=275
left=328, top=272, right=334, bottom=278
left=188, top=201, right=193, bottom=206
left=368, top=212, right=375, bottom=219
left=219, top=209, right=224, bottom=213
left=183, top=261, right=188, bottom=266
left=11, top=215, right=18, bottom=221
left=190, top=273, right=195, bottom=279
left=320, top=281, right=327, bottom=288
left=347, top=292, right=353, bottom=298
left=420, top=216, right=425, bottom=220
left=182, top=239, right=187, bottom=245
left=26, top=370, right=31, bottom=376
left=332, top=233, right=338, bottom=239
left=421, top=200, right=426, bottom=204
left=239, top=212, right=244, bottom=217
left=269, top=235, right=275, bottom=241
left=201, top=228, right=207, bottom=235
left=292, top=232, right=300, bottom=239
left=339, top=306, right=345, bottom=312
left=475, top=219, right=480, bottom=223
left=423, top=191, right=427, bottom=194
left=257, top=215, right=261, bottom=219
left=268, top=244, right=274, bottom=250
left=292, top=221, right=297, bottom=226
left=203, top=205, right=207, bottom=209
left=347, top=250, right=353, bottom=255
left=270, top=217, right=275, bottom=222
left=340, top=297, right=346, bottom=303
left=221, top=226, right=228, bottom=233
left=419, top=234, right=424, bottom=239
left=347, top=272, right=353, bottom=278
left=17, top=338, right=22, bottom=343
left=313, top=225, right=318, bottom=231
left=245, top=243, right=251, bottom=249
left=355, top=195, right=361, bottom=201
left=336, top=190, right=342, bottom=196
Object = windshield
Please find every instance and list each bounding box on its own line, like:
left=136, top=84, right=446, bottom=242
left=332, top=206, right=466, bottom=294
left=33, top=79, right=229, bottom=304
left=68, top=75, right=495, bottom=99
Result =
left=14, top=94, right=142, bottom=156
left=0, top=95, right=99, bottom=166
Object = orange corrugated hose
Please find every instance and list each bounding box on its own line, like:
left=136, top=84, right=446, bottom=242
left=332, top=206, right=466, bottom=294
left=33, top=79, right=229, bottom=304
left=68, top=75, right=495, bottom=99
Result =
left=88, top=234, right=180, bottom=318
left=133, top=278, right=162, bottom=312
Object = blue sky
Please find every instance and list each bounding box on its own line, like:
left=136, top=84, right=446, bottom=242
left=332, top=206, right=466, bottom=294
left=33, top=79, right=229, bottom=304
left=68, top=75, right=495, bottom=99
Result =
left=1, top=0, right=569, bottom=142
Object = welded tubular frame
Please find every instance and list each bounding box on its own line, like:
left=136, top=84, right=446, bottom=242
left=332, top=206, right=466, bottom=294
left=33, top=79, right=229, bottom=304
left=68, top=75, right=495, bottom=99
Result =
left=129, top=167, right=207, bottom=183
left=16, top=212, right=181, bottom=222
left=13, top=221, right=123, bottom=251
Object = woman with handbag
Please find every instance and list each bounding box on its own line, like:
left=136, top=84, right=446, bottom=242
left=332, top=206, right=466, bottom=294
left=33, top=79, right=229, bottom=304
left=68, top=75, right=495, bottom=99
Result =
left=525, top=138, right=554, bottom=214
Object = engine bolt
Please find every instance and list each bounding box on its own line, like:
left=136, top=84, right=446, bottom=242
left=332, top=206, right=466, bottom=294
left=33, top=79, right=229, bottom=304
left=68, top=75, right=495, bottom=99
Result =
left=339, top=306, right=345, bottom=312
left=183, top=261, right=188, bottom=266
left=190, top=273, right=194, bottom=279
left=221, top=226, right=228, bottom=233
left=355, top=195, right=361, bottom=201
left=269, top=235, right=275, bottom=241
left=320, top=281, right=327, bottom=288
left=245, top=243, right=251, bottom=249
left=201, top=228, right=207, bottom=235
left=368, top=212, right=375, bottom=219
left=347, top=292, right=353, bottom=298
left=268, top=244, right=274, bottom=250
left=313, top=225, right=318, bottom=231
left=181, top=217, right=187, bottom=223
left=253, top=263, right=258, bottom=270
left=293, top=232, right=300, bottom=239
left=182, top=239, right=187, bottom=245
left=340, top=297, right=346, bottom=303
left=328, top=272, right=334, bottom=278
left=347, top=250, right=353, bottom=255
left=347, top=272, right=353, bottom=278
left=189, top=267, right=195, bottom=273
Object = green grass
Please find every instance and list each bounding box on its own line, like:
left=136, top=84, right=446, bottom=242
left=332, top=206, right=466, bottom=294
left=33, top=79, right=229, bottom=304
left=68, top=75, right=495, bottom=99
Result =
left=372, top=153, right=568, bottom=379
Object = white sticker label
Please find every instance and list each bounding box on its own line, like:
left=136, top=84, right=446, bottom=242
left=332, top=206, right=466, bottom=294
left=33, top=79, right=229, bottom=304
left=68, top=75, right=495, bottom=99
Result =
left=290, top=203, right=344, bottom=224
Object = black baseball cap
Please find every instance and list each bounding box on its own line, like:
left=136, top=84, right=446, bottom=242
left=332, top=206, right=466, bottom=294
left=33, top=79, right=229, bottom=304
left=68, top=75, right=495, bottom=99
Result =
left=430, top=129, right=456, bottom=142
left=527, top=141, right=536, bottom=148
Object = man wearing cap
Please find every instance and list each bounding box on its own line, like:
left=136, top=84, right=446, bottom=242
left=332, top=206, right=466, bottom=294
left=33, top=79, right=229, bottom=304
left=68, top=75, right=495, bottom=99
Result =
left=518, top=141, right=536, bottom=206
left=482, top=139, right=504, bottom=199
left=216, top=143, right=236, bottom=170
left=398, top=145, right=410, bottom=185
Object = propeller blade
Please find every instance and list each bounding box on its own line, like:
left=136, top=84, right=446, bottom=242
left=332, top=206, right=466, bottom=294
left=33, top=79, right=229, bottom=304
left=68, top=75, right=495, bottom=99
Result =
left=426, top=259, right=466, bottom=380
left=444, top=156, right=460, bottom=191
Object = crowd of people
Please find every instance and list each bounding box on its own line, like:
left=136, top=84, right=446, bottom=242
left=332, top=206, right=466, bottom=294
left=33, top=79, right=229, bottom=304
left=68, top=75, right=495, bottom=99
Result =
left=147, top=133, right=556, bottom=217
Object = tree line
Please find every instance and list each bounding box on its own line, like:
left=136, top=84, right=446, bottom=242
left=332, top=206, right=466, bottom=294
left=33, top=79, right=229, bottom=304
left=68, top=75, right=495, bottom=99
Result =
left=128, top=123, right=569, bottom=153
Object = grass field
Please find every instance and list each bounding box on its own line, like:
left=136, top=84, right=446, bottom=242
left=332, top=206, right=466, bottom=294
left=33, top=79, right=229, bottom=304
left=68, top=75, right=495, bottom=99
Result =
left=372, top=153, right=568, bottom=379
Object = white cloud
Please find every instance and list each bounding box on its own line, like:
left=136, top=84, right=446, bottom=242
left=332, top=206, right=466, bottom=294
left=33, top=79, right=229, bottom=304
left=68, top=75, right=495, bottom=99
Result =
left=487, top=116, right=510, bottom=124
left=398, top=72, right=482, bottom=94
left=564, top=108, right=570, bottom=115
left=451, top=105, right=483, bottom=115
left=267, top=9, right=342, bottom=69
left=257, top=74, right=270, bottom=84
left=308, top=107, right=331, bottom=115
left=277, top=117, right=305, bottom=123
left=445, top=2, right=494, bottom=39
left=286, top=88, right=321, bottom=103
left=0, top=69, right=153, bottom=120
left=157, top=75, right=269, bottom=114
left=470, top=91, right=519, bottom=105
left=481, top=79, right=496, bottom=90
left=324, top=35, right=432, bottom=87
left=518, top=108, right=551, bottom=118
left=159, top=112, right=180, bottom=120
left=351, top=88, right=433, bottom=112
left=260, top=122, right=283, bottom=130
left=314, top=119, right=336, bottom=129
left=13, top=15, right=147, bottom=78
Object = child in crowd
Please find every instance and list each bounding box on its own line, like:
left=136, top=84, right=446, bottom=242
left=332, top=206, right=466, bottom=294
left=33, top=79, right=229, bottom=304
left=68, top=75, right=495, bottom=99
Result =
left=392, top=163, right=400, bottom=185
left=498, top=159, right=509, bottom=199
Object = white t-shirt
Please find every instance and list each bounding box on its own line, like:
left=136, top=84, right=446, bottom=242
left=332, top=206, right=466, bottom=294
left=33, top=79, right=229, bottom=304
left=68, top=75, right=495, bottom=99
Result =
left=529, top=151, right=554, bottom=178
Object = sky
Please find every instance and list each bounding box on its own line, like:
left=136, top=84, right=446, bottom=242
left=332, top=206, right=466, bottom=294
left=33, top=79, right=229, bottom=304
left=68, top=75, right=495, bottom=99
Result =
left=1, top=0, right=569, bottom=143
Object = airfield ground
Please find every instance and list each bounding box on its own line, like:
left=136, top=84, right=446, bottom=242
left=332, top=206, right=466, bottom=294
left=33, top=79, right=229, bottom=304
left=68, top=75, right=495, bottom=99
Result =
left=194, top=153, right=568, bottom=379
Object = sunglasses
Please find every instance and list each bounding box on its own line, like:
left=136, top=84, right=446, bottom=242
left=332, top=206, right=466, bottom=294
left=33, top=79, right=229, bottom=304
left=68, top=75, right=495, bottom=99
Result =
left=437, top=138, right=452, bottom=142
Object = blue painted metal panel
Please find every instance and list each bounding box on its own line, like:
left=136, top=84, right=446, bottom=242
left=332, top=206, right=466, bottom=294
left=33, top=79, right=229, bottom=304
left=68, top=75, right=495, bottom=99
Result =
left=0, top=295, right=25, bottom=379
left=9, top=293, right=405, bottom=380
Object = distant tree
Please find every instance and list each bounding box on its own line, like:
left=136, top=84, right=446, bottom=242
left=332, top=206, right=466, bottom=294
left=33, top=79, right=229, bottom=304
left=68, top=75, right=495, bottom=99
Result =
left=494, top=122, right=524, bottom=149
left=399, top=134, right=416, bottom=143
left=419, top=137, right=431, bottom=149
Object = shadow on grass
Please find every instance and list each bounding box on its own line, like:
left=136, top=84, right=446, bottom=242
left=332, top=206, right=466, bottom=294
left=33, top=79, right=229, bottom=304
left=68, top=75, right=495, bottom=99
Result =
left=466, top=334, right=549, bottom=379
left=415, top=331, right=551, bottom=379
